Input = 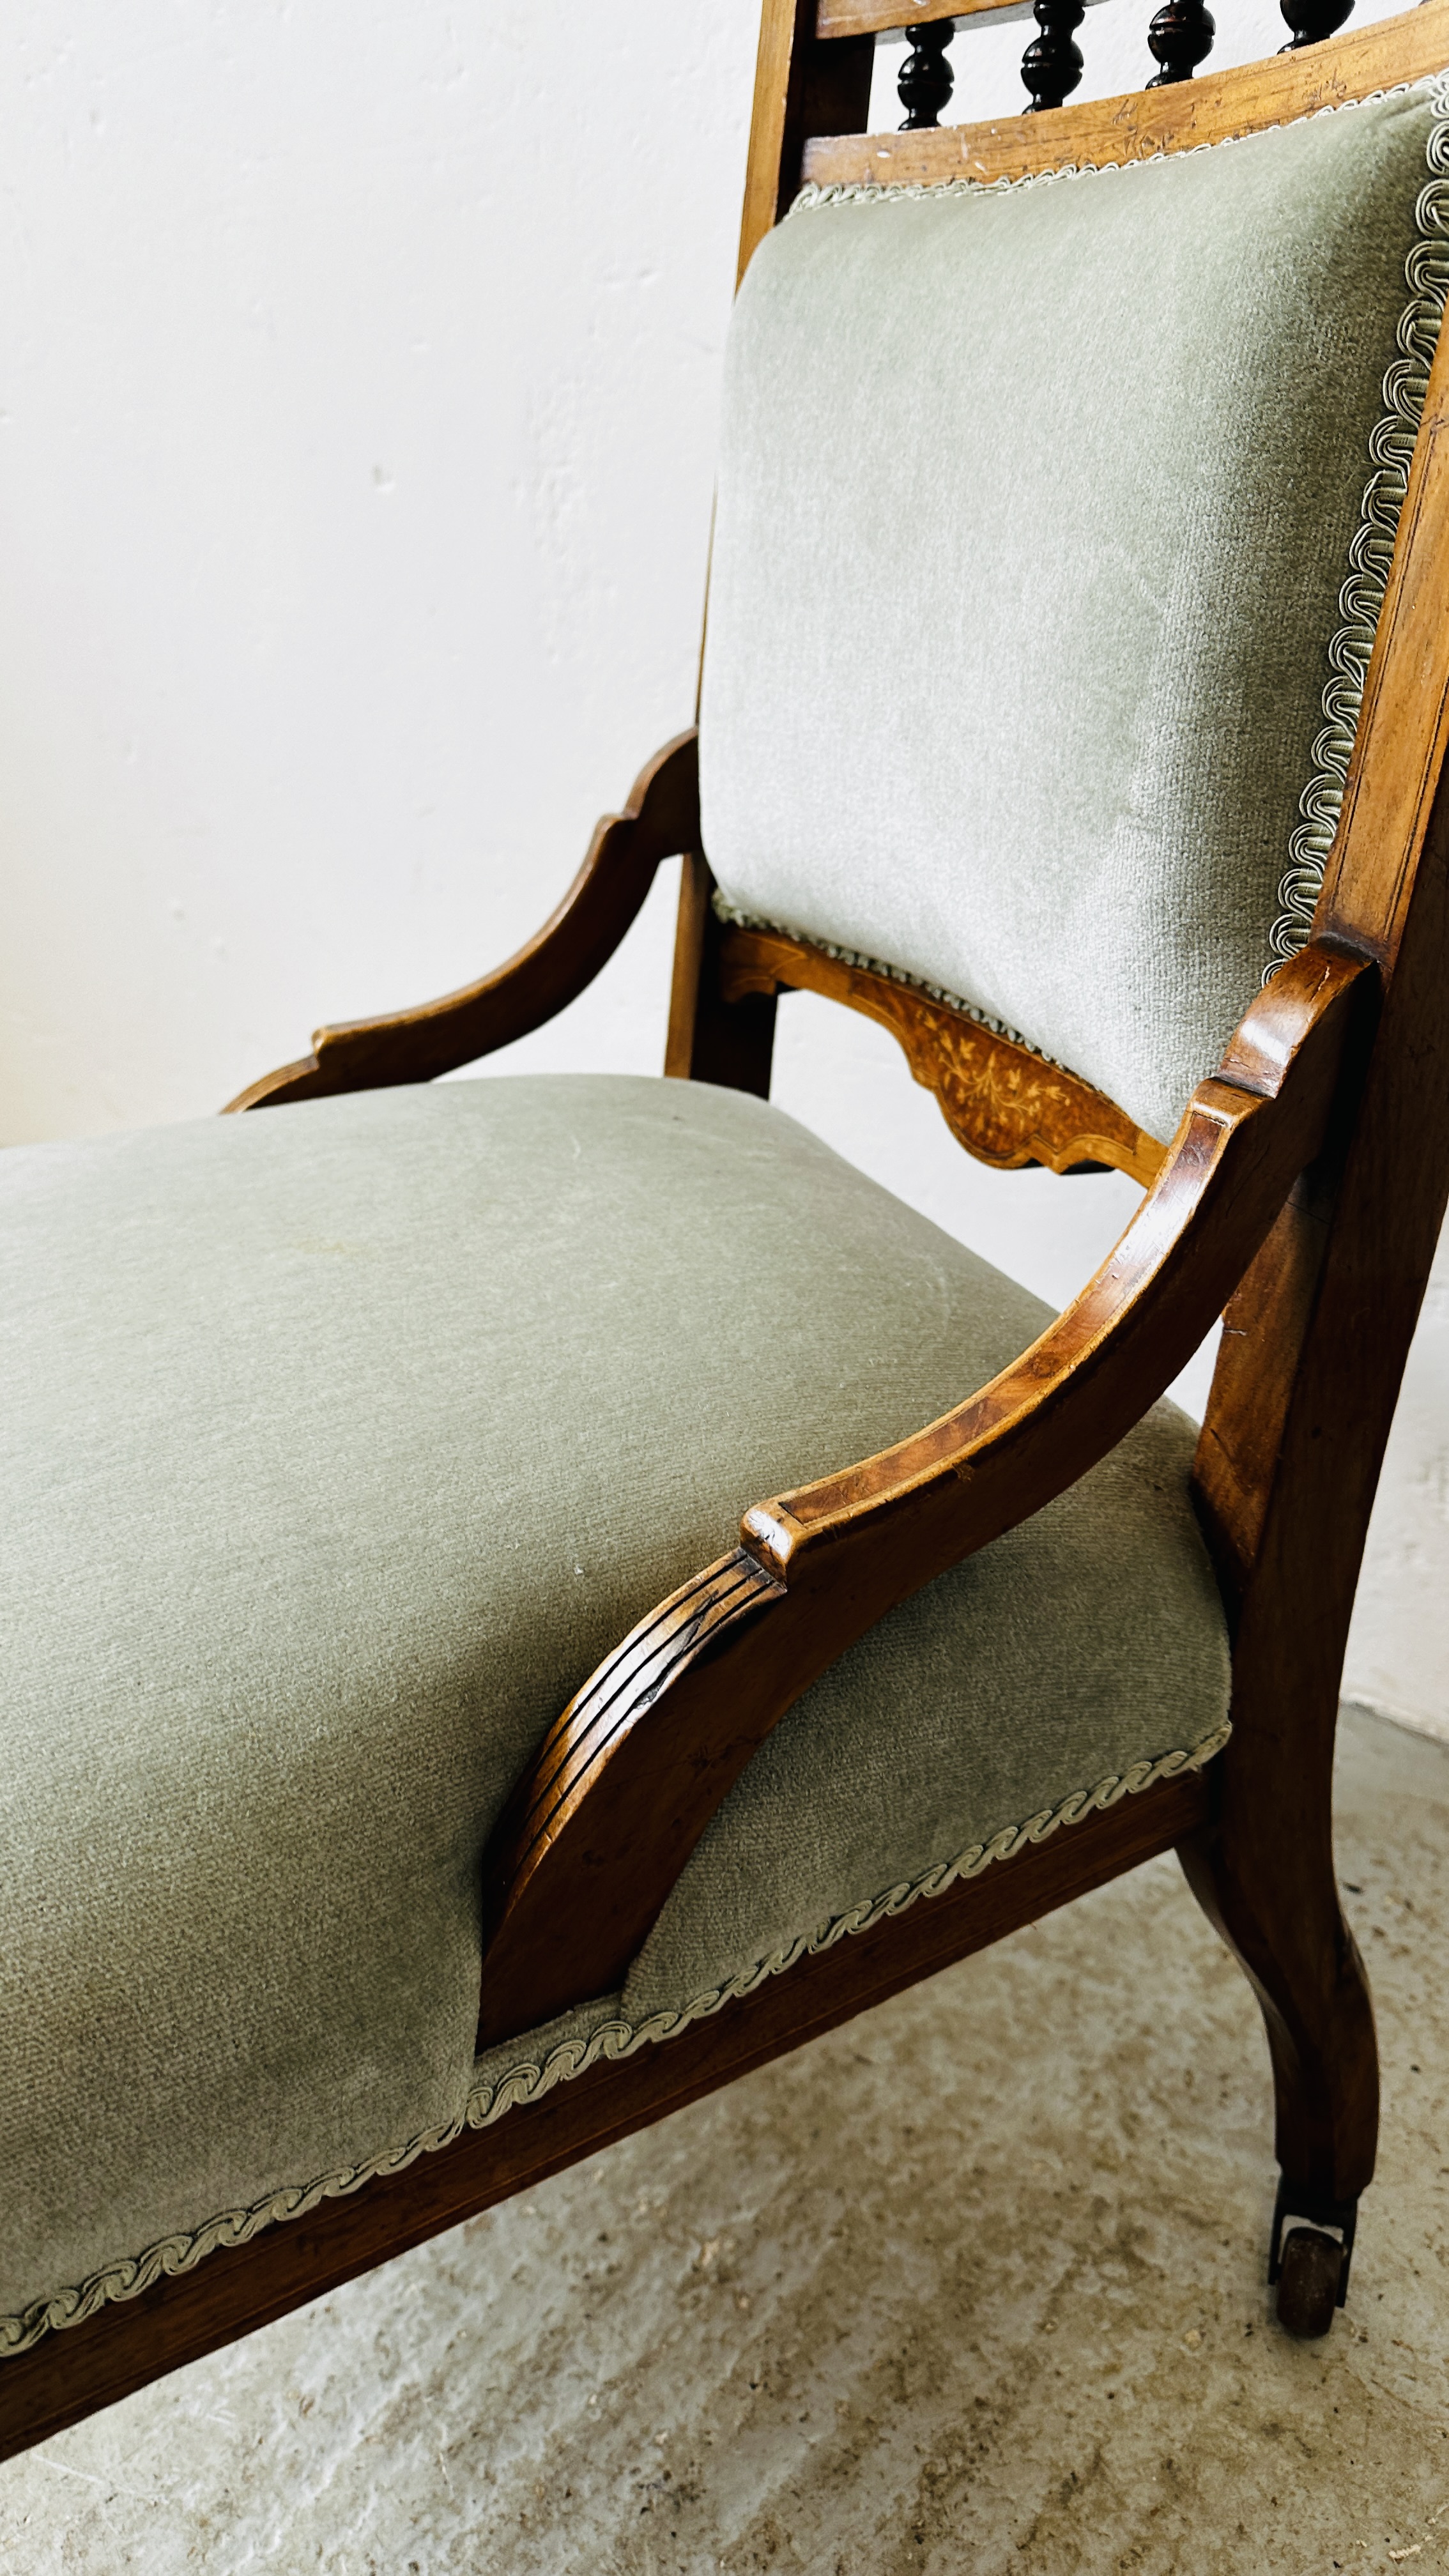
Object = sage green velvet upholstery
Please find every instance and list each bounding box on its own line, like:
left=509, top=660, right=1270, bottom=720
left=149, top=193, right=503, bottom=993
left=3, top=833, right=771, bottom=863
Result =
left=699, top=84, right=1446, bottom=1144
left=0, top=1078, right=1227, bottom=2343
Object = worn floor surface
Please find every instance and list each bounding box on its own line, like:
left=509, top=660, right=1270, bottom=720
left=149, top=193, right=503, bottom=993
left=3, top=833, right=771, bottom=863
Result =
left=1, top=1703, right=1446, bottom=2573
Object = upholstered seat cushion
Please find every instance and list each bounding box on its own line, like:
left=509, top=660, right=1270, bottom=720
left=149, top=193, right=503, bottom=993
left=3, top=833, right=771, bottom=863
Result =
left=0, top=1078, right=1228, bottom=2347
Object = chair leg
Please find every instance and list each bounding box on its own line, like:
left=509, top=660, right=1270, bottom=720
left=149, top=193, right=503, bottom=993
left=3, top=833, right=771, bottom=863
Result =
left=1176, top=1706, right=1378, bottom=2336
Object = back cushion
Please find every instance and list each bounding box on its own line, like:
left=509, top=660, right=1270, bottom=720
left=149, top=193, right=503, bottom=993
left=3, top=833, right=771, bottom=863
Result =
left=699, top=81, right=1448, bottom=1143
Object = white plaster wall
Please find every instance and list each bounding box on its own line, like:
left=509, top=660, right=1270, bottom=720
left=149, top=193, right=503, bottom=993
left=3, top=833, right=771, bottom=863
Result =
left=0, top=0, right=1443, bottom=1730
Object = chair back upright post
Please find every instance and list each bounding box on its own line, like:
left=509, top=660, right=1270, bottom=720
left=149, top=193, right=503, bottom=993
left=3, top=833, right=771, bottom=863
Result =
left=669, top=0, right=1449, bottom=2223
left=664, top=0, right=874, bottom=1099
left=1184, top=258, right=1449, bottom=2209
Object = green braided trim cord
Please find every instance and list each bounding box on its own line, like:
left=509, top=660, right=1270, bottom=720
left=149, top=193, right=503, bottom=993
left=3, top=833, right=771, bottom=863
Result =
left=1, top=1719, right=1229, bottom=2359
left=1270, top=74, right=1449, bottom=968
left=785, top=73, right=1449, bottom=982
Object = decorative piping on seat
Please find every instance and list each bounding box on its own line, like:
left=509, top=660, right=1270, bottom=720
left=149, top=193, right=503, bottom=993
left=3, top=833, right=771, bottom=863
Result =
left=784, top=75, right=1449, bottom=980
left=0, top=1718, right=1229, bottom=2359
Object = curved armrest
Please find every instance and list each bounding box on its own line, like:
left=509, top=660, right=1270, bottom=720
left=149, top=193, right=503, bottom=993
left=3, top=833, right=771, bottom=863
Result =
left=475, top=938, right=1374, bottom=2046
left=226, top=730, right=699, bottom=1110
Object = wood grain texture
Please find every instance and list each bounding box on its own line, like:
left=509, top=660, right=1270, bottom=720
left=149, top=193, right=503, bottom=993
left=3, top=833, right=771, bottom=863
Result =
left=1184, top=300, right=1449, bottom=2214
left=475, top=942, right=1368, bottom=2044
left=720, top=921, right=1165, bottom=1182
left=707, top=0, right=1449, bottom=2273
left=0, top=1765, right=1206, bottom=2467
left=665, top=854, right=778, bottom=1096
left=802, top=0, right=1449, bottom=188
left=692, top=0, right=871, bottom=1082
left=739, top=0, right=875, bottom=283
left=477, top=1548, right=785, bottom=2048
left=817, top=0, right=1046, bottom=33
left=226, top=731, right=700, bottom=1112
left=742, top=939, right=1367, bottom=1574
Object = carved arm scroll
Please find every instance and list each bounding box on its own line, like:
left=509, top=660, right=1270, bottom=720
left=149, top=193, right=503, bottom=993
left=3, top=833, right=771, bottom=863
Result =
left=475, top=937, right=1373, bottom=2046
left=226, top=730, right=700, bottom=1112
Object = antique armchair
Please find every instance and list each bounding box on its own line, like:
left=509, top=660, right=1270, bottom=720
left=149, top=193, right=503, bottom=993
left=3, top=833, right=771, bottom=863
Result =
left=6, top=0, right=1449, bottom=2467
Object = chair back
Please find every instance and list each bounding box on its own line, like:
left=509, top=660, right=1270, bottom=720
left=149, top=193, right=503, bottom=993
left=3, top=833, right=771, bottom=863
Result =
left=698, top=3, right=1449, bottom=1146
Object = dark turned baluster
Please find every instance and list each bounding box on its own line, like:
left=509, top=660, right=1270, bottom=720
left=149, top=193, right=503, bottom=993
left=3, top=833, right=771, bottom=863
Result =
left=1020, top=0, right=1085, bottom=111
left=1278, top=0, right=1353, bottom=49
left=1147, top=0, right=1215, bottom=84
left=898, top=20, right=956, bottom=130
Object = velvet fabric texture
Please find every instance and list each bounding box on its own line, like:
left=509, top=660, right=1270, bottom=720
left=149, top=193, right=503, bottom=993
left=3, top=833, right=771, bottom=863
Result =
left=699, top=86, right=1442, bottom=1144
left=0, top=1079, right=1227, bottom=2337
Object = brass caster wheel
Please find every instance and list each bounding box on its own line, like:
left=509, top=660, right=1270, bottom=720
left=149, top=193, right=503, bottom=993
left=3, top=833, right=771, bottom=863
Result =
left=1275, top=2225, right=1344, bottom=2338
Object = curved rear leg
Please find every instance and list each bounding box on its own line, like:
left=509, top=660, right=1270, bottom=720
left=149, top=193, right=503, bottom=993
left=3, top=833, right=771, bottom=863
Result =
left=1176, top=1675, right=1377, bottom=2326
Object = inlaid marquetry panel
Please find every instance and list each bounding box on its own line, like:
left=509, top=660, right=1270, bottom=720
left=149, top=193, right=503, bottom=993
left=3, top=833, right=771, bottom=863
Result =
left=719, top=923, right=1166, bottom=1184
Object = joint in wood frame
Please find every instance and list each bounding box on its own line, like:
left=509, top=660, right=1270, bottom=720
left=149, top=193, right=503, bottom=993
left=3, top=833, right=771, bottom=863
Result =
left=666, top=854, right=776, bottom=1096
left=739, top=2, right=875, bottom=282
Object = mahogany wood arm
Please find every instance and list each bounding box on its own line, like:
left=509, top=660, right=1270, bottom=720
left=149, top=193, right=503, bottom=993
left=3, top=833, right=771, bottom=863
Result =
left=226, top=730, right=700, bottom=1111
left=475, top=937, right=1375, bottom=2047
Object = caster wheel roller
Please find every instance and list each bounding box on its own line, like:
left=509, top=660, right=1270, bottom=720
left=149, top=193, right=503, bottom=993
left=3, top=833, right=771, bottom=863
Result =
left=1276, top=2225, right=1344, bottom=2338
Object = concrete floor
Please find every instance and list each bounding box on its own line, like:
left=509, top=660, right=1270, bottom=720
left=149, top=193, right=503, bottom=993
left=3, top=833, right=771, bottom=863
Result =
left=1, top=1702, right=1446, bottom=2572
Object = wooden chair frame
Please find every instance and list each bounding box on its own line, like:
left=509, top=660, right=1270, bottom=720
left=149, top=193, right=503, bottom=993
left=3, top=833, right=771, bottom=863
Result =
left=8, top=0, right=1449, bottom=2462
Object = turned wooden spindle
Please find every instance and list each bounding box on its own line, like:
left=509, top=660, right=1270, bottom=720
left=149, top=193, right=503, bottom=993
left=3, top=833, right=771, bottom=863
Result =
left=1147, top=0, right=1216, bottom=82
left=898, top=19, right=956, bottom=128
left=1021, top=0, right=1085, bottom=110
left=1278, top=0, right=1354, bottom=48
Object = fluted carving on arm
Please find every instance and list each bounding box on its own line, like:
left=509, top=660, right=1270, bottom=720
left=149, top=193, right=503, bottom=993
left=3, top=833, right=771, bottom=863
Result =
left=476, top=939, right=1372, bottom=2044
